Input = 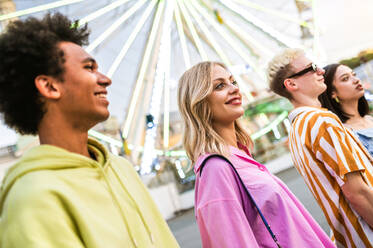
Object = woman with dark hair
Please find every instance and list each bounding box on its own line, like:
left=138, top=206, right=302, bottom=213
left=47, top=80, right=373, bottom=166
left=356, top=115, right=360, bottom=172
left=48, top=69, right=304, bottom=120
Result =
left=319, top=63, right=373, bottom=155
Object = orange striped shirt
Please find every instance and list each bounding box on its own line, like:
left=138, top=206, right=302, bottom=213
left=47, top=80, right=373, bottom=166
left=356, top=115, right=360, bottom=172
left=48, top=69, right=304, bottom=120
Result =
left=288, top=106, right=373, bottom=248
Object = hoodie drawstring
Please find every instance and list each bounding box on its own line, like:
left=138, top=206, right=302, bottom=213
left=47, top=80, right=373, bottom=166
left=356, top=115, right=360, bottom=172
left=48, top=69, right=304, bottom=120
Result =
left=97, top=158, right=154, bottom=247
left=110, top=160, right=155, bottom=244
left=96, top=164, right=138, bottom=247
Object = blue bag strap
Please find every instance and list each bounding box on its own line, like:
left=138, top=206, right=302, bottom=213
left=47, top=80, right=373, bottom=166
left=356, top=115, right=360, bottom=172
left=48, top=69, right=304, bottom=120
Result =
left=199, top=154, right=281, bottom=248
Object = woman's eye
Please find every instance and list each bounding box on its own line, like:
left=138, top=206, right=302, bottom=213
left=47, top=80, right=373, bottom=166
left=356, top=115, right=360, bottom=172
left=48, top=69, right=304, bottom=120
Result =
left=215, top=83, right=225, bottom=90
left=232, top=80, right=238, bottom=86
left=342, top=76, right=349, bottom=81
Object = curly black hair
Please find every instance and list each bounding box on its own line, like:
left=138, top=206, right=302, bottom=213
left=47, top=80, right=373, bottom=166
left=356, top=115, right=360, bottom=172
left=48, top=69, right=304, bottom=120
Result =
left=0, top=12, right=90, bottom=135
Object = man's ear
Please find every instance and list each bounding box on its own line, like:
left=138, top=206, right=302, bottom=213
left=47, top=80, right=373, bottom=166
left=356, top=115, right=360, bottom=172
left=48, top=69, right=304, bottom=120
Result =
left=283, top=78, right=297, bottom=91
left=34, top=75, right=61, bottom=99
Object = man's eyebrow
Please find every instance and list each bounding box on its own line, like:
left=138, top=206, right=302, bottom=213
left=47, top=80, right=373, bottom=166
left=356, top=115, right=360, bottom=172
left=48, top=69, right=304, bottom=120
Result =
left=81, top=57, right=96, bottom=64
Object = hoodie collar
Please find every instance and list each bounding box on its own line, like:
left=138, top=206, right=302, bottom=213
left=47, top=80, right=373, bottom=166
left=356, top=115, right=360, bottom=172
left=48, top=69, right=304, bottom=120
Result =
left=0, top=137, right=108, bottom=212
left=88, top=138, right=109, bottom=166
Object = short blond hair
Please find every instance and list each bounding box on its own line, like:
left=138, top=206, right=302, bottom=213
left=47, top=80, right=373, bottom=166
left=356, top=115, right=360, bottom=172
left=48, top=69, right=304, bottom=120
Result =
left=177, top=61, right=253, bottom=163
left=267, top=48, right=304, bottom=100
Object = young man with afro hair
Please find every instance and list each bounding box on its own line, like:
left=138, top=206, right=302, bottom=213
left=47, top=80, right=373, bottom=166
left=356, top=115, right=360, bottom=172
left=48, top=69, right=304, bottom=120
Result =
left=0, top=13, right=179, bottom=248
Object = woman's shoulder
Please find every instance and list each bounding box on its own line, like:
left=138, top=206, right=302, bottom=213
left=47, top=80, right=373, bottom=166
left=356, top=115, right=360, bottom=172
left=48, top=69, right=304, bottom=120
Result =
left=365, top=114, right=373, bottom=122
left=195, top=154, right=235, bottom=177
left=194, top=155, right=244, bottom=206
left=344, top=115, right=373, bottom=131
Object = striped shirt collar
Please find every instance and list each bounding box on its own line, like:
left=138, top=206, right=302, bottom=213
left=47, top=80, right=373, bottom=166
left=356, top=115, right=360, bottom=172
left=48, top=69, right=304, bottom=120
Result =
left=288, top=106, right=328, bottom=123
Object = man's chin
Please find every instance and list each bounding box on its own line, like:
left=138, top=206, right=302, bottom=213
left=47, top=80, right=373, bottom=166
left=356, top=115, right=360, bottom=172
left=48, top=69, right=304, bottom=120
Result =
left=318, top=85, right=327, bottom=95
left=101, top=112, right=110, bottom=122
left=94, top=111, right=111, bottom=123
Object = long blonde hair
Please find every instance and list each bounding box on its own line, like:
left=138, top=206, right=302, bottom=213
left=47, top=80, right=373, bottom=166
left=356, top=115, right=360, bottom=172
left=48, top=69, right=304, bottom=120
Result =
left=177, top=61, right=253, bottom=163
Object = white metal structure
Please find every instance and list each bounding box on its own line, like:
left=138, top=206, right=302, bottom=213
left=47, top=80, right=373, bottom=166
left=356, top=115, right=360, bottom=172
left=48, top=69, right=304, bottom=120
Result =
left=3, top=0, right=372, bottom=172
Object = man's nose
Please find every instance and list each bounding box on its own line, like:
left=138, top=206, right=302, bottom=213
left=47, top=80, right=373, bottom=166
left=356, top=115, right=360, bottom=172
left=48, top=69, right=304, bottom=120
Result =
left=98, top=72, right=112, bottom=86
left=317, top=67, right=325, bottom=75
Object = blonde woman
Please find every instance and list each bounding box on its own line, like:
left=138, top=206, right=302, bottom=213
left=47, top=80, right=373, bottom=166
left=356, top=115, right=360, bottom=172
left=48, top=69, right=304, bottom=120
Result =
left=178, top=61, right=335, bottom=248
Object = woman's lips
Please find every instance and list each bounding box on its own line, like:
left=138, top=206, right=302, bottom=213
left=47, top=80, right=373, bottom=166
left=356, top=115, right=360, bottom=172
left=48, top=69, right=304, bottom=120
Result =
left=226, top=98, right=241, bottom=105
left=356, top=84, right=364, bottom=90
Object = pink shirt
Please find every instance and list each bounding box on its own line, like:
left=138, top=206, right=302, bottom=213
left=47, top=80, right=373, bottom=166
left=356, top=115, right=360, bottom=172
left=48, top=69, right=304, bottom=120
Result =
left=194, top=145, right=336, bottom=248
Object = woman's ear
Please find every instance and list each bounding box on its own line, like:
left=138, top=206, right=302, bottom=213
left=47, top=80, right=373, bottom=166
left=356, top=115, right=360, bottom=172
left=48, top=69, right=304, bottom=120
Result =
left=34, top=75, right=61, bottom=99
left=331, top=90, right=337, bottom=99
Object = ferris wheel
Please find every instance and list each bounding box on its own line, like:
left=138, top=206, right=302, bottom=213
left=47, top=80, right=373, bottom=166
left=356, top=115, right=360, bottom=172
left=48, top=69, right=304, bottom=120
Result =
left=0, top=0, right=320, bottom=173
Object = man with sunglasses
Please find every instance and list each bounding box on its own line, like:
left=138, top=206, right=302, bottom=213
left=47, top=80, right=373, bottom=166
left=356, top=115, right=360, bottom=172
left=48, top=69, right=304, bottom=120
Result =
left=267, top=48, right=373, bottom=247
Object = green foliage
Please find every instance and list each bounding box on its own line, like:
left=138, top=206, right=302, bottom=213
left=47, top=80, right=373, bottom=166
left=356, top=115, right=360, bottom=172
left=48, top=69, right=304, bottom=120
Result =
left=244, top=98, right=292, bottom=117
left=340, top=51, right=373, bottom=69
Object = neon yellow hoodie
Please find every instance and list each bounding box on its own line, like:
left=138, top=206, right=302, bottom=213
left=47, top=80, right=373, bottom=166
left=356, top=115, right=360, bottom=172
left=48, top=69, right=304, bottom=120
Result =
left=0, top=138, right=179, bottom=248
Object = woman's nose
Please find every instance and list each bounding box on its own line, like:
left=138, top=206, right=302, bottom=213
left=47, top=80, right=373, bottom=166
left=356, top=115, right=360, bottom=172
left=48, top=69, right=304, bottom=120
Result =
left=229, top=84, right=239, bottom=93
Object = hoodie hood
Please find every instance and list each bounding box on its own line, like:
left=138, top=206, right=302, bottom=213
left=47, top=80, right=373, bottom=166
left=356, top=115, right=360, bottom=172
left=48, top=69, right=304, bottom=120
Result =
left=0, top=138, right=108, bottom=211
left=0, top=138, right=178, bottom=247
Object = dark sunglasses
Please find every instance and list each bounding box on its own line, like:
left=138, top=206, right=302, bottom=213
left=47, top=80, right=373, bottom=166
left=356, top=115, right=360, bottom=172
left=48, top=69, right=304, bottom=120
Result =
left=288, top=63, right=318, bottom=78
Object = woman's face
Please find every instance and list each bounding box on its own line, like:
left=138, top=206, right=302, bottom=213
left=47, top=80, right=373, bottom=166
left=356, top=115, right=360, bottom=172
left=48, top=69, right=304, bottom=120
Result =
left=332, top=65, right=364, bottom=102
left=206, top=65, right=244, bottom=125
